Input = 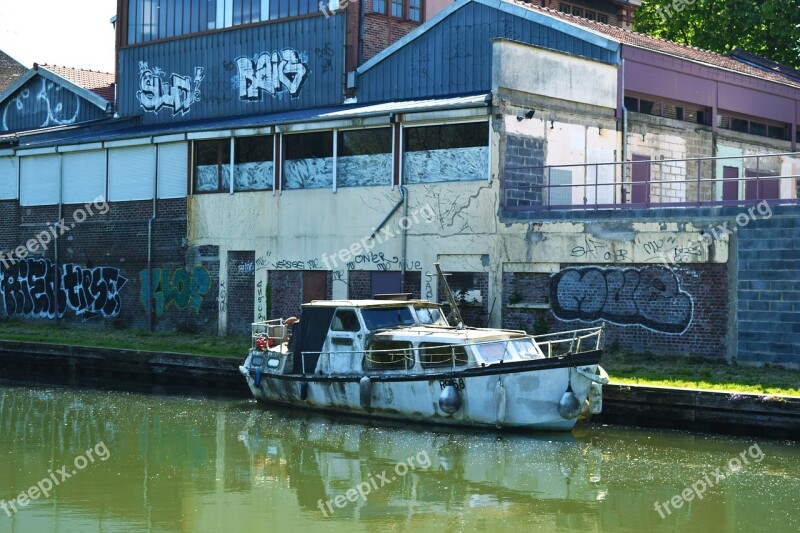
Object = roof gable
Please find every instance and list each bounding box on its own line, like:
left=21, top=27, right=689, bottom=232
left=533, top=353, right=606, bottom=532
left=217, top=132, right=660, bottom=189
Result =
left=0, top=66, right=111, bottom=133
left=355, top=0, right=619, bottom=104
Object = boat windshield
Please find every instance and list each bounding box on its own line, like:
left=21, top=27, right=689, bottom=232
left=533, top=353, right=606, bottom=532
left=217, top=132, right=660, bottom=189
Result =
left=473, top=338, right=544, bottom=364
left=414, top=306, right=448, bottom=326
left=361, top=307, right=416, bottom=330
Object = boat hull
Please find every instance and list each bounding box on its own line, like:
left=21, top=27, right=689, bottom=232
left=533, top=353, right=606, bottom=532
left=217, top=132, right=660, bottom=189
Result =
left=241, top=351, right=603, bottom=431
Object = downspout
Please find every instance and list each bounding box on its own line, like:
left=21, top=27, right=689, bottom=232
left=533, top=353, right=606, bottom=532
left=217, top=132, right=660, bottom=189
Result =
left=369, top=186, right=408, bottom=290
left=358, top=1, right=365, bottom=65
left=400, top=184, right=408, bottom=292
left=620, top=58, right=628, bottom=196
left=55, top=151, right=63, bottom=325
left=147, top=140, right=158, bottom=332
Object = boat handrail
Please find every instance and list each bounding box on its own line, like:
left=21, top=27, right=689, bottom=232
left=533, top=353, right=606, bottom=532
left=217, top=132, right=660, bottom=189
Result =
left=251, top=318, right=290, bottom=349
left=289, top=326, right=604, bottom=373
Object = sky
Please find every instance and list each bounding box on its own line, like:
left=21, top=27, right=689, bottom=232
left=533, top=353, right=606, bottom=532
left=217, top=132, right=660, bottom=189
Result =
left=0, top=0, right=116, bottom=73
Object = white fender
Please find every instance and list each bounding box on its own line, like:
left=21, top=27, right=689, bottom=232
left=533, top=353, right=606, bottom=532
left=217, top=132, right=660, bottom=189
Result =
left=494, top=379, right=507, bottom=428
left=576, top=365, right=609, bottom=385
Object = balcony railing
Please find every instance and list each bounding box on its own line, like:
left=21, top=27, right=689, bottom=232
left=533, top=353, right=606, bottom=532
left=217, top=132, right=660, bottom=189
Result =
left=502, top=152, right=800, bottom=211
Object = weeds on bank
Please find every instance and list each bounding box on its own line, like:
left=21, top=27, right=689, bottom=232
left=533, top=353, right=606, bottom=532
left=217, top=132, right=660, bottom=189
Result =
left=604, top=350, right=800, bottom=396
left=0, top=319, right=248, bottom=358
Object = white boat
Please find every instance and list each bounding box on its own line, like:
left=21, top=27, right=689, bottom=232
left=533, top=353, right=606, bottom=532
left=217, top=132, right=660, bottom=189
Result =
left=239, top=265, right=608, bottom=431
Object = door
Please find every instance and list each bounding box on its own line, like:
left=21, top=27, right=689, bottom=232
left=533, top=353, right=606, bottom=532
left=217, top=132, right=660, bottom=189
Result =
left=326, top=307, right=364, bottom=373
left=631, top=154, right=650, bottom=205
left=371, top=271, right=401, bottom=296
left=723, top=166, right=739, bottom=202
left=745, top=169, right=779, bottom=201
left=303, top=271, right=328, bottom=303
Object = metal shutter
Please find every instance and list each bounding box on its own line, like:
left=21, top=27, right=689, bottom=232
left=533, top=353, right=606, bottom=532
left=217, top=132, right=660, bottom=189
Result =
left=157, top=142, right=188, bottom=199
left=108, top=145, right=156, bottom=201
left=0, top=156, right=18, bottom=200
left=62, top=150, right=106, bottom=204
left=20, top=154, right=59, bottom=206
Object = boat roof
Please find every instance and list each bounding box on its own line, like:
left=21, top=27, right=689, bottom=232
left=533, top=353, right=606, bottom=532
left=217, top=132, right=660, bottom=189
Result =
left=304, top=299, right=437, bottom=308
left=375, top=326, right=528, bottom=342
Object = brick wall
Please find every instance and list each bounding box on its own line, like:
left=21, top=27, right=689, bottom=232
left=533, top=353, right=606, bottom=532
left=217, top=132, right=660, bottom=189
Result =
left=737, top=211, right=800, bottom=365
left=0, top=198, right=220, bottom=333
left=227, top=251, right=255, bottom=335
left=502, top=264, right=729, bottom=357
left=362, top=3, right=422, bottom=62
left=268, top=270, right=303, bottom=320
left=503, top=135, right=545, bottom=208
left=348, top=270, right=371, bottom=299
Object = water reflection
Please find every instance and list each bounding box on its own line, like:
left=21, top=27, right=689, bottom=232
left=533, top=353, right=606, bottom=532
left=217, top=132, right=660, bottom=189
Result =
left=0, top=382, right=797, bottom=533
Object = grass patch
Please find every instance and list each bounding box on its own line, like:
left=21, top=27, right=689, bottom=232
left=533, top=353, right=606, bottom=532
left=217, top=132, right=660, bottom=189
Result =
left=0, top=319, right=249, bottom=358
left=604, top=350, right=800, bottom=396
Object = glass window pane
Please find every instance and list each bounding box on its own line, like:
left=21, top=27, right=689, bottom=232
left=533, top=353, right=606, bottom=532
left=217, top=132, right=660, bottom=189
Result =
left=404, top=122, right=489, bottom=183
left=373, top=0, right=386, bottom=14
left=337, top=128, right=392, bottom=187
left=195, top=140, right=230, bottom=193
left=234, top=136, right=274, bottom=191
left=283, top=132, right=334, bottom=189
left=409, top=0, right=421, bottom=21
left=391, top=0, right=403, bottom=17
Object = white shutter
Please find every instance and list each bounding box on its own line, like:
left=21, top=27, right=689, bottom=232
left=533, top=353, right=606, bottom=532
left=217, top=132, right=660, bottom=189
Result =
left=63, top=150, right=106, bottom=204
left=157, top=142, right=188, bottom=199
left=0, top=157, right=18, bottom=200
left=20, top=155, right=59, bottom=206
left=108, top=145, right=155, bottom=201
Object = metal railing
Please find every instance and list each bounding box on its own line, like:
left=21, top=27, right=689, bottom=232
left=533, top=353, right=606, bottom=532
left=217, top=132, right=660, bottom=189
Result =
left=503, top=152, right=800, bottom=211
left=288, top=326, right=605, bottom=374
left=251, top=319, right=288, bottom=349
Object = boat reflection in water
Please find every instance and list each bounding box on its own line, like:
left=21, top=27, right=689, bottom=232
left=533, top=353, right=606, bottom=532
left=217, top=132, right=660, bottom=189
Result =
left=237, top=410, right=606, bottom=521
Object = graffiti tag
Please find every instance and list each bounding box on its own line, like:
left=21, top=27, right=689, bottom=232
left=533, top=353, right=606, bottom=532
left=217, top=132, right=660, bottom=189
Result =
left=137, top=62, right=204, bottom=115
left=550, top=266, right=693, bottom=334
left=2, top=78, right=80, bottom=132
left=139, top=266, right=212, bottom=316
left=236, top=49, right=308, bottom=100
left=0, top=259, right=127, bottom=320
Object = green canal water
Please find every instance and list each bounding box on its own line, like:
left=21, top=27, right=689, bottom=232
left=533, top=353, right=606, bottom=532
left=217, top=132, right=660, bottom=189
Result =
left=0, top=382, right=797, bottom=533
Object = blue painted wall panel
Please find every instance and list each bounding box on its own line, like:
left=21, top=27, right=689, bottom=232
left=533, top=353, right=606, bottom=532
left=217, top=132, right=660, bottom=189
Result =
left=358, top=2, right=615, bottom=104
left=118, top=13, right=345, bottom=124
left=1, top=77, right=107, bottom=133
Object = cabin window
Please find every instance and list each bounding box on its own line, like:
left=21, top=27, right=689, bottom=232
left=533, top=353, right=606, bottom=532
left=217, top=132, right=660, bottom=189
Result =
left=364, top=340, right=413, bottom=370
left=361, top=307, right=415, bottom=330
left=419, top=343, right=468, bottom=368
left=337, top=128, right=392, bottom=187
left=414, top=306, right=447, bottom=326
left=402, top=121, right=489, bottom=184
left=330, top=309, right=361, bottom=332
left=283, top=131, right=334, bottom=189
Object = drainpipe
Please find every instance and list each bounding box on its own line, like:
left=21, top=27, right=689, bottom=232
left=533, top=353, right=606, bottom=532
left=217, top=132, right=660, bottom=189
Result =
left=620, top=58, right=628, bottom=195
left=55, top=152, right=63, bottom=325
left=400, top=185, right=408, bottom=292
left=358, top=1, right=365, bottom=65
left=147, top=140, right=158, bottom=332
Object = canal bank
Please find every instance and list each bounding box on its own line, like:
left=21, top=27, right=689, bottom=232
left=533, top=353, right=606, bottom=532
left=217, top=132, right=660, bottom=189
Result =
left=0, top=340, right=797, bottom=439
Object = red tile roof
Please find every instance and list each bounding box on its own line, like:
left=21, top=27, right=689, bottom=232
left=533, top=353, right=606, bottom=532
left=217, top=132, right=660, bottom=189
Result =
left=508, top=0, right=800, bottom=90
left=38, top=64, right=115, bottom=103
left=0, top=51, right=27, bottom=94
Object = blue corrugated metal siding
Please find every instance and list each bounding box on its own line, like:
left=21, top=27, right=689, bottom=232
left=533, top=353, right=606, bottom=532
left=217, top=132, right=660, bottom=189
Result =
left=0, top=77, right=107, bottom=133
left=118, top=13, right=346, bottom=124
left=357, top=1, right=618, bottom=104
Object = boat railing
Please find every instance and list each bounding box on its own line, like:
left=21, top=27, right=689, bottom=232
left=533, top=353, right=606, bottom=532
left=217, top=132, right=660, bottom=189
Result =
left=251, top=319, right=289, bottom=349
left=533, top=326, right=605, bottom=358
left=295, top=326, right=604, bottom=373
